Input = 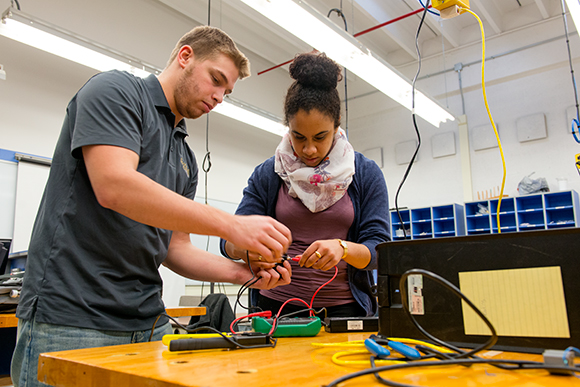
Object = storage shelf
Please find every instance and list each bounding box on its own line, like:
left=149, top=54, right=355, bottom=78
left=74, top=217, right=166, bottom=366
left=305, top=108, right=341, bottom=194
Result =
left=391, top=191, right=578, bottom=241
left=391, top=209, right=411, bottom=240
left=391, top=204, right=464, bottom=240
left=464, top=191, right=579, bottom=235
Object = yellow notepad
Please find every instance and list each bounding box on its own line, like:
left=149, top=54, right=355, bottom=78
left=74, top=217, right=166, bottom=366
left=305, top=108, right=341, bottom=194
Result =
left=459, top=266, right=570, bottom=338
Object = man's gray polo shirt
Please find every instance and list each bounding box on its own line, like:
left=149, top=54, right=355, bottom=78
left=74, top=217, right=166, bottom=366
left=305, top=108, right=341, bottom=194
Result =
left=16, top=71, right=198, bottom=331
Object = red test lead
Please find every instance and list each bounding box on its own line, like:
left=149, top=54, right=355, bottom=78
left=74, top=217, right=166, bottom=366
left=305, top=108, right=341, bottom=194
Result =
left=282, top=254, right=301, bottom=262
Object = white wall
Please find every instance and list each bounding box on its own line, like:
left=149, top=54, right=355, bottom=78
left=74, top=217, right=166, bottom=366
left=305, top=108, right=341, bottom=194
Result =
left=2, top=0, right=579, bottom=211
left=0, top=0, right=287, bottom=305
left=350, top=16, right=580, bottom=210
left=0, top=0, right=285, bottom=204
left=3, top=0, right=580, bottom=304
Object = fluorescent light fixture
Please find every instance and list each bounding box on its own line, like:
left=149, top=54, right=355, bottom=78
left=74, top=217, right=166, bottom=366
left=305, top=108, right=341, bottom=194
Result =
left=213, top=96, right=287, bottom=136
left=239, top=0, right=455, bottom=127
left=565, top=0, right=580, bottom=34
left=0, top=7, right=286, bottom=135
left=0, top=8, right=156, bottom=77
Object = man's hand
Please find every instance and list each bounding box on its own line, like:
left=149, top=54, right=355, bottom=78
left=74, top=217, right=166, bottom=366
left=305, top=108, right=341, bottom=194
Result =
left=248, top=260, right=292, bottom=290
left=165, top=232, right=291, bottom=288
left=226, top=215, right=292, bottom=263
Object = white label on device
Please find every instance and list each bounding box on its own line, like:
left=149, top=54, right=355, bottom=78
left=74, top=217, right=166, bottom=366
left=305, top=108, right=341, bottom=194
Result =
left=408, top=275, right=425, bottom=315
left=347, top=320, right=363, bottom=330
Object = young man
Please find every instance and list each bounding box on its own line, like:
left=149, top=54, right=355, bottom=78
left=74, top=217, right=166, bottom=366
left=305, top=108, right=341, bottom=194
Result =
left=11, top=26, right=292, bottom=387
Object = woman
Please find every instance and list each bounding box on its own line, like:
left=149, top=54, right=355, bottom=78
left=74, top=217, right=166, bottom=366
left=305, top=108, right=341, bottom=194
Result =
left=220, top=52, right=390, bottom=317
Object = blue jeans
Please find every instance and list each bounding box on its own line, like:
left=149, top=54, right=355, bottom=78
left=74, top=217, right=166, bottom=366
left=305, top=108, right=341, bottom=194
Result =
left=11, top=315, right=172, bottom=387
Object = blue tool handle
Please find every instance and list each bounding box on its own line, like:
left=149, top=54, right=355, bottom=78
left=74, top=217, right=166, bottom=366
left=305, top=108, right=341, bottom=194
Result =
left=364, top=338, right=390, bottom=358
left=388, top=341, right=421, bottom=360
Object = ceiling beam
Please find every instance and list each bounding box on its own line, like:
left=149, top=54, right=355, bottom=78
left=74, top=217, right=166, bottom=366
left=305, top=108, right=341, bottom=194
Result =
left=425, top=13, right=461, bottom=48
left=354, top=0, right=419, bottom=60
left=534, top=0, right=550, bottom=19
left=471, top=0, right=503, bottom=34
left=158, top=0, right=308, bottom=68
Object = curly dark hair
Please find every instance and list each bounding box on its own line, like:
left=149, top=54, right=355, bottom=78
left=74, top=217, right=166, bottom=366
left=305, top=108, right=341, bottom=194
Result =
left=283, top=52, right=342, bottom=128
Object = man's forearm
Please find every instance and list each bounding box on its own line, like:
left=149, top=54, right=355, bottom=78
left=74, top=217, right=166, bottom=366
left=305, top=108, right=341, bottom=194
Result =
left=85, top=144, right=232, bottom=238
left=84, top=144, right=291, bottom=261
left=164, top=236, right=250, bottom=285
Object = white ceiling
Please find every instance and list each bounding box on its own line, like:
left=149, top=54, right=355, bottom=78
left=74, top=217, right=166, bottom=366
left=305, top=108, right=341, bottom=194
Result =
left=154, top=0, right=572, bottom=123
left=1, top=0, right=573, bottom=134
left=160, top=0, right=564, bottom=67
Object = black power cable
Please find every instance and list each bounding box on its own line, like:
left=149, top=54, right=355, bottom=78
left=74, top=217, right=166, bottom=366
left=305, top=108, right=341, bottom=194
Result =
left=327, top=7, right=349, bottom=138
left=325, top=268, right=579, bottom=387
left=560, top=0, right=580, bottom=143
left=149, top=313, right=277, bottom=349
left=202, top=0, right=218, bottom=295
left=231, top=250, right=260, bottom=331
left=394, top=1, right=430, bottom=239
left=399, top=269, right=497, bottom=358
left=330, top=358, right=579, bottom=387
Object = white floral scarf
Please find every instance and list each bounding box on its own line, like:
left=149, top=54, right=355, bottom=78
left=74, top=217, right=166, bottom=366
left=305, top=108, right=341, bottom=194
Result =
left=274, top=128, right=355, bottom=213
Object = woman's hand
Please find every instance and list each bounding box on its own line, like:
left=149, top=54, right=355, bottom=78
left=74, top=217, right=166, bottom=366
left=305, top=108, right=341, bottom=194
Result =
left=299, top=239, right=371, bottom=270
left=299, top=239, right=344, bottom=271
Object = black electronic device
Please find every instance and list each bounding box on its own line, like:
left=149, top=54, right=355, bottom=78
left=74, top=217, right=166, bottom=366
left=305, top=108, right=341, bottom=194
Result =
left=0, top=239, right=10, bottom=275
left=376, top=227, right=580, bottom=354
left=324, top=316, right=378, bottom=333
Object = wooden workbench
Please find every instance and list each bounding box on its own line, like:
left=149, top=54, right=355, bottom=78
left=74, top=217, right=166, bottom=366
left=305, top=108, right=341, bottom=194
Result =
left=0, top=313, right=17, bottom=376
left=0, top=313, right=17, bottom=328
left=37, top=330, right=580, bottom=387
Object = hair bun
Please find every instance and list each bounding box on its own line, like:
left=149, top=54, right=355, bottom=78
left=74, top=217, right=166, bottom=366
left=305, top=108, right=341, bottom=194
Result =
left=289, top=53, right=342, bottom=90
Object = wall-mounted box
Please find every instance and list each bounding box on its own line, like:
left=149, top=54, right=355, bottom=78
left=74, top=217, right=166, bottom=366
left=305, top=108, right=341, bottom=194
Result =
left=516, top=113, right=547, bottom=143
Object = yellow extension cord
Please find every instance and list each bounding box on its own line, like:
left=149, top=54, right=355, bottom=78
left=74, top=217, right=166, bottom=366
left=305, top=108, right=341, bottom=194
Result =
left=311, top=338, right=455, bottom=367
left=460, top=7, right=507, bottom=233
left=310, top=7, right=508, bottom=371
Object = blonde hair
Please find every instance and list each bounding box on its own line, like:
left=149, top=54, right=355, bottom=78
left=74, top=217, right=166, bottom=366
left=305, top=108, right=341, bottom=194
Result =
left=166, top=26, right=250, bottom=79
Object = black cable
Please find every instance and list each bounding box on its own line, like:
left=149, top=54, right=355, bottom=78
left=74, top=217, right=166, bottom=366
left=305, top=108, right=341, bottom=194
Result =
left=394, top=1, right=429, bottom=239
left=11, top=0, right=20, bottom=10
left=202, top=115, right=212, bottom=291
left=150, top=312, right=277, bottom=349
left=415, top=344, right=461, bottom=362
left=207, top=0, right=211, bottom=26
left=333, top=358, right=579, bottom=387
left=560, top=0, right=580, bottom=143
left=231, top=251, right=259, bottom=331
left=278, top=307, right=320, bottom=320
left=324, top=268, right=577, bottom=386
left=148, top=313, right=164, bottom=342
left=235, top=274, right=259, bottom=313
left=327, top=7, right=349, bottom=138
left=202, top=0, right=218, bottom=295
left=399, top=269, right=497, bottom=358
left=232, top=278, right=259, bottom=331
left=268, top=306, right=328, bottom=335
